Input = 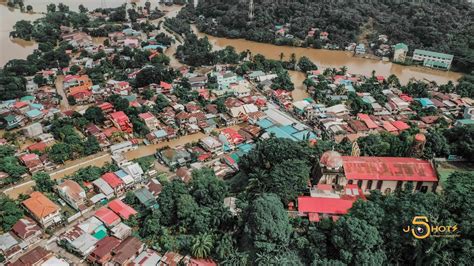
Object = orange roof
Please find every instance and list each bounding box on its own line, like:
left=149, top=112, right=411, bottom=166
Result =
left=22, top=192, right=59, bottom=219
left=69, top=85, right=91, bottom=95
left=13, top=101, right=28, bottom=109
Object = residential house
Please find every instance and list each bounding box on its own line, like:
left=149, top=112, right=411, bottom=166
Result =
left=157, top=147, right=192, bottom=168
left=215, top=71, right=238, bottom=90
left=94, top=208, right=121, bottom=228
left=114, top=169, right=135, bottom=189
left=0, top=232, right=21, bottom=260
left=393, top=43, right=408, bottom=63
left=92, top=178, right=115, bottom=199
left=101, top=172, right=125, bottom=196
left=109, top=236, right=145, bottom=265
left=188, top=75, right=208, bottom=90
left=134, top=188, right=158, bottom=209
left=160, top=251, right=185, bottom=266
left=146, top=178, right=162, bottom=197
left=139, top=112, right=160, bottom=131
left=56, top=180, right=87, bottom=211
left=23, top=122, right=43, bottom=138
left=22, top=192, right=61, bottom=228
left=110, top=140, right=138, bottom=155
left=133, top=249, right=162, bottom=265
left=110, top=222, right=132, bottom=240
left=11, top=217, right=42, bottom=245
left=110, top=111, right=133, bottom=134
left=87, top=236, right=122, bottom=265
left=199, top=136, right=224, bottom=155
left=58, top=226, right=98, bottom=257
left=355, top=43, right=366, bottom=54
left=108, top=199, right=137, bottom=220
left=121, top=162, right=144, bottom=183
left=20, top=153, right=44, bottom=174
left=9, top=246, right=52, bottom=266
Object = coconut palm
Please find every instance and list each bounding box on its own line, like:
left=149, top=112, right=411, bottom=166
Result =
left=191, top=233, right=214, bottom=259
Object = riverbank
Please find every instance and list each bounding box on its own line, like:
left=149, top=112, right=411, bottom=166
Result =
left=191, top=25, right=462, bottom=85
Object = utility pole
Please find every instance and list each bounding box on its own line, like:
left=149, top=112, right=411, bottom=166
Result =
left=249, top=0, right=254, bottom=20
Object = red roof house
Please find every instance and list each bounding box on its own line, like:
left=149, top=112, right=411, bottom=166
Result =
left=87, top=236, right=121, bottom=265
left=101, top=172, right=125, bottom=195
left=391, top=120, right=410, bottom=131
left=160, top=81, right=172, bottom=91
left=108, top=199, right=137, bottom=220
left=94, top=207, right=121, bottom=227
left=110, top=111, right=133, bottom=134
left=98, top=102, right=114, bottom=113
left=220, top=128, right=244, bottom=146
left=27, top=142, right=47, bottom=153
left=357, top=113, right=379, bottom=129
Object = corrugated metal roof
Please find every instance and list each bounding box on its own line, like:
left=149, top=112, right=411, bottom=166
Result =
left=341, top=156, right=438, bottom=182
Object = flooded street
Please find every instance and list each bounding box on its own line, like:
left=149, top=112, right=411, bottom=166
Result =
left=192, top=25, right=462, bottom=86
left=3, top=124, right=244, bottom=199
left=0, top=0, right=177, bottom=65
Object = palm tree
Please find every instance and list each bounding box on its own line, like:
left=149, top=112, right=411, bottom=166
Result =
left=340, top=66, right=348, bottom=75
left=191, top=233, right=214, bottom=259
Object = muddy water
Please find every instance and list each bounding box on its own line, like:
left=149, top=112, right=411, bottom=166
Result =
left=192, top=25, right=462, bottom=86
left=0, top=0, right=178, bottom=65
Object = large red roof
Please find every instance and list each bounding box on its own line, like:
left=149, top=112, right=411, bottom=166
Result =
left=110, top=111, right=129, bottom=121
left=94, top=207, right=120, bottom=226
left=108, top=199, right=137, bottom=220
left=341, top=156, right=438, bottom=182
left=101, top=173, right=123, bottom=188
left=298, top=196, right=356, bottom=215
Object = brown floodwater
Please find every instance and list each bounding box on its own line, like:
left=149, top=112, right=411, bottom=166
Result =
left=0, top=0, right=178, bottom=65
left=192, top=25, right=462, bottom=86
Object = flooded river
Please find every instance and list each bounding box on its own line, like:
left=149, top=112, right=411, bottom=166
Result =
left=192, top=25, right=462, bottom=87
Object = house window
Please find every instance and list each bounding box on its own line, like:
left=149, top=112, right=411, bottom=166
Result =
left=376, top=180, right=383, bottom=190
left=396, top=181, right=403, bottom=190
left=357, top=180, right=363, bottom=188
left=416, top=181, right=423, bottom=191
left=366, top=180, right=373, bottom=191
left=348, top=180, right=353, bottom=185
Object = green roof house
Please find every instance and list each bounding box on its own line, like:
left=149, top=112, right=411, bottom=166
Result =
left=134, top=188, right=158, bottom=209
left=393, top=43, right=408, bottom=63
left=413, top=49, right=453, bottom=70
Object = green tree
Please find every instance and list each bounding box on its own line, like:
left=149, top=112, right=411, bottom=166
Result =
left=83, top=136, right=101, bottom=156
left=191, top=233, right=214, bottom=258
left=84, top=106, right=106, bottom=124
left=332, top=217, right=386, bottom=265
left=32, top=172, right=55, bottom=193
left=245, top=193, right=292, bottom=253
left=189, top=168, right=227, bottom=207
left=297, top=56, right=318, bottom=72
left=267, top=159, right=310, bottom=204
left=157, top=180, right=188, bottom=226
left=0, top=196, right=23, bottom=232
left=48, top=143, right=72, bottom=163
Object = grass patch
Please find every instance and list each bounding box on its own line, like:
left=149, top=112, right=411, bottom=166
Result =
left=436, top=161, right=474, bottom=186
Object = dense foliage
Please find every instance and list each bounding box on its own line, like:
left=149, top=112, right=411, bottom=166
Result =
left=192, top=0, right=474, bottom=73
